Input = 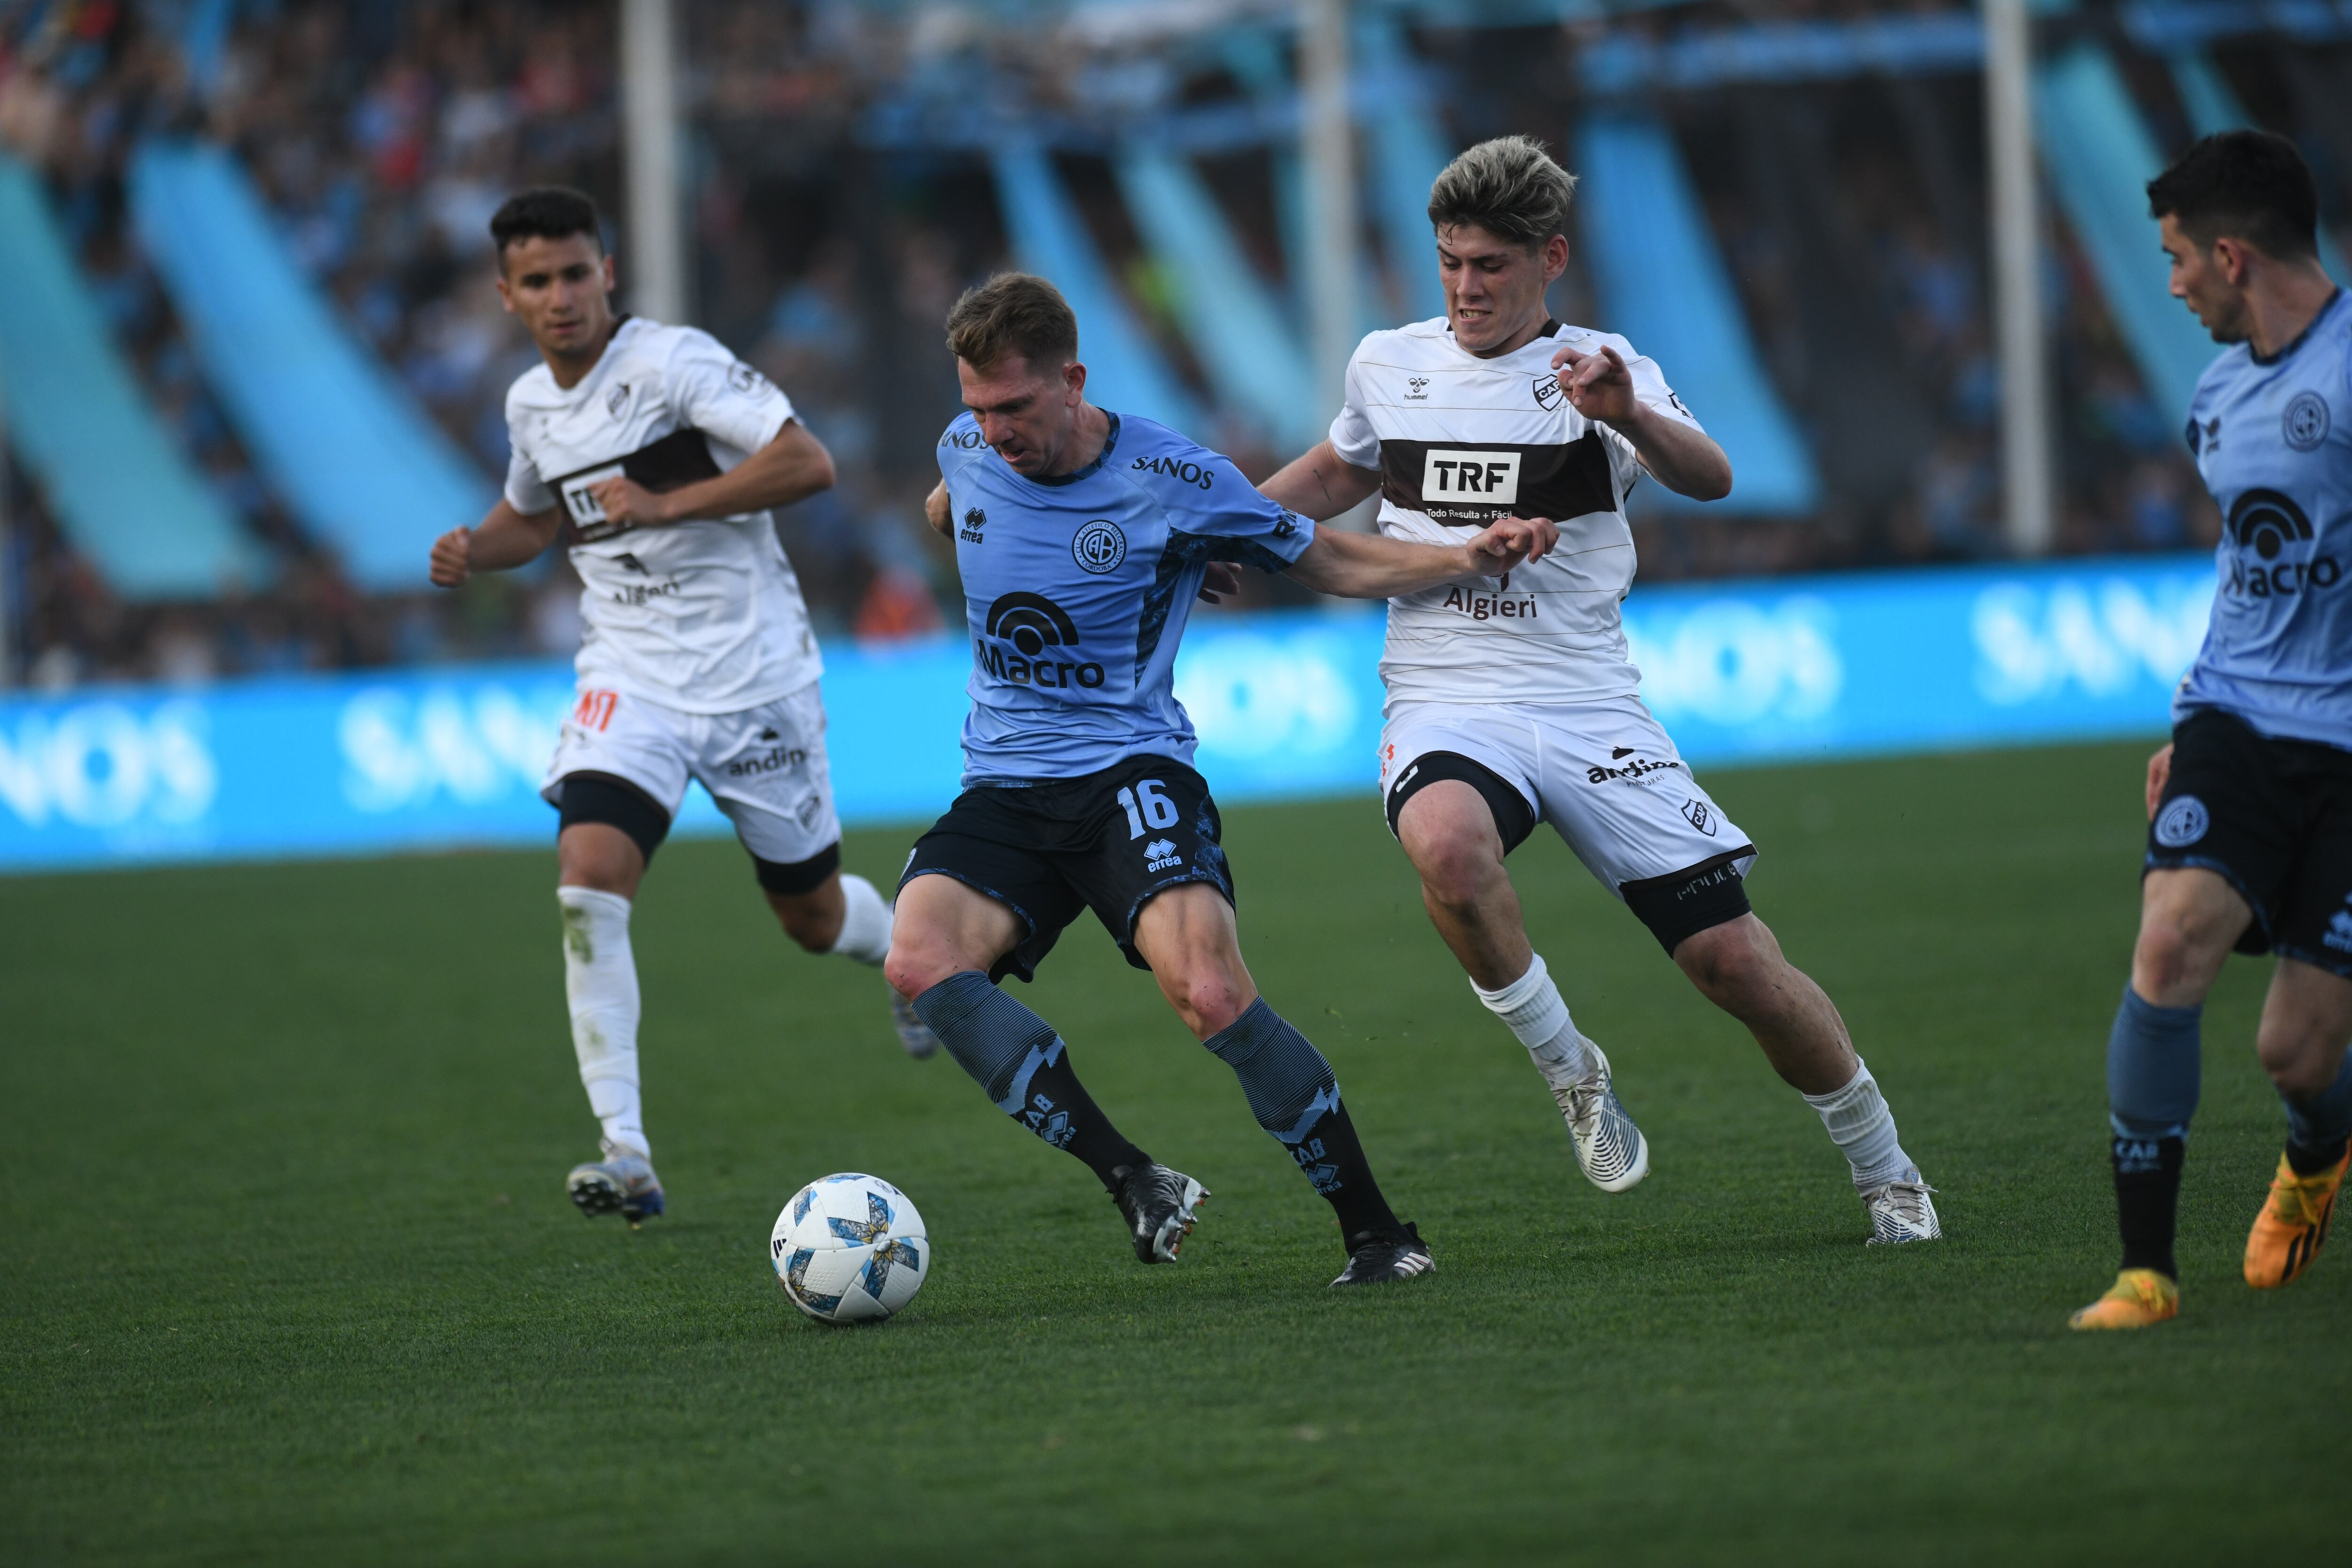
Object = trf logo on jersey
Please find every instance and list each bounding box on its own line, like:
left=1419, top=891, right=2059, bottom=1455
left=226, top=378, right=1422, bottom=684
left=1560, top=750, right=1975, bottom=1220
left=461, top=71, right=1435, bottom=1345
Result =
left=978, top=591, right=1105, bottom=689
left=1144, top=837, right=1180, bottom=872
left=1422, top=449, right=1522, bottom=506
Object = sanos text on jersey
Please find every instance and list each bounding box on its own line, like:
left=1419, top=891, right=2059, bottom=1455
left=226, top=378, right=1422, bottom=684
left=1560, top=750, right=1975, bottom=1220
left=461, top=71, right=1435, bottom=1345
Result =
left=1131, top=454, right=1215, bottom=490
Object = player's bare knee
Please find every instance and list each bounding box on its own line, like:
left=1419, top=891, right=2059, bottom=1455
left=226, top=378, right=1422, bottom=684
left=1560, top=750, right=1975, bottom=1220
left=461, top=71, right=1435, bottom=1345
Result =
left=1674, top=921, right=1775, bottom=1011
left=2131, top=921, right=2223, bottom=1003
left=1406, top=828, right=1502, bottom=912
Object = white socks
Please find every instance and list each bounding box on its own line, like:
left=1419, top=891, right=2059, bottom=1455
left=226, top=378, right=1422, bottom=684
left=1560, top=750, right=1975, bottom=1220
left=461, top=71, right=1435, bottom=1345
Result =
left=1473, top=953, right=1601, bottom=1088
left=829, top=873, right=893, bottom=966
left=1803, top=1059, right=1915, bottom=1192
left=558, top=885, right=647, bottom=1158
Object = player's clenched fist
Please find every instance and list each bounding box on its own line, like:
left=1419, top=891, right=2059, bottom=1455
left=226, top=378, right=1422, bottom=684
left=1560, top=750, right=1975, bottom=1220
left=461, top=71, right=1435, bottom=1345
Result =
left=429, top=525, right=473, bottom=588
left=1465, top=514, right=1558, bottom=573
left=1552, top=342, right=1637, bottom=424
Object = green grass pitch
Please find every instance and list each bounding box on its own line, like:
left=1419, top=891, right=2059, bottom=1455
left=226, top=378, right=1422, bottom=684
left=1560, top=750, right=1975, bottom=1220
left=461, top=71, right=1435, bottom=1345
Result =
left=5, top=739, right=2345, bottom=1566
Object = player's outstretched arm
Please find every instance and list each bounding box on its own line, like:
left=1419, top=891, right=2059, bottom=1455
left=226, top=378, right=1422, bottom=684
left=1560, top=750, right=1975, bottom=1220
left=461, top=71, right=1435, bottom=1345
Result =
left=1259, top=439, right=1383, bottom=521
left=1286, top=515, right=1557, bottom=599
left=1552, top=344, right=1732, bottom=501
left=586, top=420, right=837, bottom=534
left=429, top=499, right=563, bottom=587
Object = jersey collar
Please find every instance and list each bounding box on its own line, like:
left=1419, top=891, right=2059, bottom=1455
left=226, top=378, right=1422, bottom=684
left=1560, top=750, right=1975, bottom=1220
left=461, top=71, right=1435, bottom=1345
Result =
left=2250, top=287, right=2344, bottom=367
left=1027, top=411, right=1122, bottom=487
left=1443, top=317, right=1567, bottom=360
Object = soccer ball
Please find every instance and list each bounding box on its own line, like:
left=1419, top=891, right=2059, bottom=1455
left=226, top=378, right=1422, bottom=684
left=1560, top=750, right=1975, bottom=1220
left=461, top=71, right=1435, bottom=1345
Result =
left=770, top=1173, right=930, bottom=1324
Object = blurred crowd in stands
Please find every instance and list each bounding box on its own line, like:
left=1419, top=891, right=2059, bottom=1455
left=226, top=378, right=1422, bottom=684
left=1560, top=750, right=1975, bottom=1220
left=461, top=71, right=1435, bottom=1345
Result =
left=0, top=0, right=2312, bottom=691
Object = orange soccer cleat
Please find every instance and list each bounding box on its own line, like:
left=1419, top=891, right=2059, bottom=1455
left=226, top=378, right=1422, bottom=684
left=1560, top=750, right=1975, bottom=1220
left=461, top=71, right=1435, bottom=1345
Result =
left=2243, top=1149, right=2347, bottom=1289
left=2069, top=1268, right=2180, bottom=1330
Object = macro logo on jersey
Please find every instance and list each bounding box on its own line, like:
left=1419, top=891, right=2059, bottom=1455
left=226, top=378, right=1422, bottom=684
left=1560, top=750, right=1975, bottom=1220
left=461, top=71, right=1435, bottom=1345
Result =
left=2225, top=488, right=2339, bottom=597
left=2284, top=392, right=2330, bottom=453
left=1071, top=519, right=1128, bottom=575
left=978, top=592, right=1105, bottom=689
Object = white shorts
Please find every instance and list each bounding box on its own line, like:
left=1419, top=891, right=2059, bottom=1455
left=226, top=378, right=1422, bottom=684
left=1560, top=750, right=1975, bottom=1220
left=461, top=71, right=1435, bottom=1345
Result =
left=1378, top=694, right=1756, bottom=946
left=541, top=681, right=842, bottom=869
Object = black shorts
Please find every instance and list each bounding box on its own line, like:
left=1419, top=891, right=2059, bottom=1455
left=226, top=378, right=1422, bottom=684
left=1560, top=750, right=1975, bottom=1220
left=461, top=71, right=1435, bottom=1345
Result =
left=2147, top=707, right=2352, bottom=977
left=898, top=756, right=1234, bottom=984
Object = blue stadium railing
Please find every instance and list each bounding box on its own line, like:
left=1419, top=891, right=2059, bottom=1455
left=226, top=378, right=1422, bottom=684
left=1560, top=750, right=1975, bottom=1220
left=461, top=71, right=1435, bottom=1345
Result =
left=2035, top=44, right=2221, bottom=431
left=128, top=141, right=493, bottom=593
left=1113, top=147, right=1321, bottom=453
left=1572, top=113, right=1821, bottom=517
left=989, top=145, right=1206, bottom=438
left=0, top=152, right=267, bottom=600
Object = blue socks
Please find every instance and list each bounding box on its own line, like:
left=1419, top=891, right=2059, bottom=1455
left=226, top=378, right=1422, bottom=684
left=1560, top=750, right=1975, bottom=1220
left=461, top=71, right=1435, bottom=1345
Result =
left=1202, top=1000, right=1401, bottom=1240
left=2284, top=1049, right=2352, bottom=1174
left=2106, top=985, right=2201, bottom=1279
left=912, top=972, right=1147, bottom=1187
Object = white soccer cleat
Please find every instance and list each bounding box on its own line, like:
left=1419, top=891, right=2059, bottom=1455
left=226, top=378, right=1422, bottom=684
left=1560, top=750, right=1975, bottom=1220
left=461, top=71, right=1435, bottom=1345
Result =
left=1862, top=1175, right=1941, bottom=1244
left=890, top=988, right=941, bottom=1059
left=1552, top=1043, right=1650, bottom=1192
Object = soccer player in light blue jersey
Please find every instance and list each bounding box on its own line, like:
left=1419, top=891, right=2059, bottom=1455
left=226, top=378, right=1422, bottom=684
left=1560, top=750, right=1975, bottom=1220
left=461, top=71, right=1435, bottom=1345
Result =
left=887, top=273, right=1556, bottom=1286
left=2074, top=131, right=2352, bottom=1329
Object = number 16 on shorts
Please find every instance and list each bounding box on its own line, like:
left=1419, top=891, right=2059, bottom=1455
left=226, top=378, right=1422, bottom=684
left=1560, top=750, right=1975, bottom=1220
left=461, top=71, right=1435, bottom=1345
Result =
left=1118, top=779, right=1176, bottom=839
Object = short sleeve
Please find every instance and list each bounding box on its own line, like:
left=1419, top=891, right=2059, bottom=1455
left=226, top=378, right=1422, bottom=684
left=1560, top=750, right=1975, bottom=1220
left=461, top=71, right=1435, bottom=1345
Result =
left=1327, top=341, right=1381, bottom=470
left=1613, top=334, right=1703, bottom=434
left=504, top=411, right=556, bottom=514
left=1171, top=448, right=1315, bottom=572
left=667, top=329, right=795, bottom=455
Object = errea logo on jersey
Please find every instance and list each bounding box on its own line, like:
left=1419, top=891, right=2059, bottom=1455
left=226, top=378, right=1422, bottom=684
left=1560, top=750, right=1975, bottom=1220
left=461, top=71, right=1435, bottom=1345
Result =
left=1422, top=450, right=1521, bottom=506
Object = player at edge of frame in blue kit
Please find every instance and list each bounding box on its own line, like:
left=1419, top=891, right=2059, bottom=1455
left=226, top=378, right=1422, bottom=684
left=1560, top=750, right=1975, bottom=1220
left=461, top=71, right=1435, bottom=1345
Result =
left=2073, top=130, right=2352, bottom=1329
left=886, top=272, right=1559, bottom=1287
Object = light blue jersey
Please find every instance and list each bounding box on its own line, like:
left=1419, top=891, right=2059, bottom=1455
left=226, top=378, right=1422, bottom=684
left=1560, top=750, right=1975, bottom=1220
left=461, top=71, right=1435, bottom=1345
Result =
left=936, top=410, right=1315, bottom=783
left=2178, top=288, right=2352, bottom=749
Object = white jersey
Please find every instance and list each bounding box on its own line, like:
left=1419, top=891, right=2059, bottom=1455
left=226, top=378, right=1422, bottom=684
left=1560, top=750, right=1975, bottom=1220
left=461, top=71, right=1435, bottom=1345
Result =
left=1328, top=316, right=1704, bottom=707
left=503, top=316, right=821, bottom=715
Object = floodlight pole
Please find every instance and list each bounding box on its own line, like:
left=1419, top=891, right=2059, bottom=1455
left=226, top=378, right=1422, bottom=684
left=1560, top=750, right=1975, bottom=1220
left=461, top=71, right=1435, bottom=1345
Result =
left=1301, top=0, right=1362, bottom=525
left=1986, top=0, right=2054, bottom=555
left=621, top=0, right=689, bottom=326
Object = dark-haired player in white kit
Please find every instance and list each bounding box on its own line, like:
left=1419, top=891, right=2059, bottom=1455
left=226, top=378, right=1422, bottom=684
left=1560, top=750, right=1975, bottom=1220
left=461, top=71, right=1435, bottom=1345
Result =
left=1258, top=136, right=1941, bottom=1243
left=428, top=187, right=936, bottom=1226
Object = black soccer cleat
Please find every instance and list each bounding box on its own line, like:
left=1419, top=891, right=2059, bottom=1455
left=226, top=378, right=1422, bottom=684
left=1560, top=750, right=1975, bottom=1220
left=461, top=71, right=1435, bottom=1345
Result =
left=1110, top=1162, right=1208, bottom=1263
left=1329, top=1221, right=1434, bottom=1287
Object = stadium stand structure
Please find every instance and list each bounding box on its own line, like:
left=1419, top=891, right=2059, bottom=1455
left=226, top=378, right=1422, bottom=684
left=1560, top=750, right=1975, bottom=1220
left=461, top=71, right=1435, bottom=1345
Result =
left=1572, top=113, right=1820, bottom=517
left=1359, top=14, right=1451, bottom=326
left=0, top=152, right=267, bottom=600
left=989, top=144, right=1205, bottom=437
left=127, top=141, right=493, bottom=593
left=2036, top=44, right=2225, bottom=430
left=1113, top=147, right=1319, bottom=453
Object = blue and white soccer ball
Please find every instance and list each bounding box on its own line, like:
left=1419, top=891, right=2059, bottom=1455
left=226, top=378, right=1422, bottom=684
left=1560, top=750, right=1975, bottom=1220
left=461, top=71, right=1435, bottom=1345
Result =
left=770, top=1173, right=929, bottom=1324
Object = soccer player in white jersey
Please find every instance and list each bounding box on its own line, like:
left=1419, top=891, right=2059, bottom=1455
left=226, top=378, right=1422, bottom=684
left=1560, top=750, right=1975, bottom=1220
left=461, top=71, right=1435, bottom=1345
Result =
left=427, top=187, right=930, bottom=1227
left=1258, top=137, right=1941, bottom=1244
